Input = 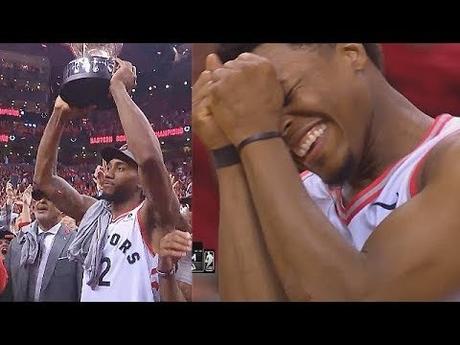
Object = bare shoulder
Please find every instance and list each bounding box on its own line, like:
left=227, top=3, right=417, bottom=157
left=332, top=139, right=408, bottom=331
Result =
left=423, top=131, right=460, bottom=190
left=364, top=131, right=460, bottom=252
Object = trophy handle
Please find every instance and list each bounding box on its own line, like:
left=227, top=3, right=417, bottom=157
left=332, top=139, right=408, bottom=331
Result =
left=131, top=65, right=137, bottom=87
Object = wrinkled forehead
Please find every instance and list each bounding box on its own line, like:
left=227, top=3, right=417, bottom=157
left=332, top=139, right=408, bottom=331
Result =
left=253, top=43, right=332, bottom=88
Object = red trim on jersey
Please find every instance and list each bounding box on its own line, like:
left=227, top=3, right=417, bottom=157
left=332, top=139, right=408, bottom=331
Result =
left=408, top=155, right=429, bottom=198
left=137, top=208, right=156, bottom=256
left=300, top=170, right=312, bottom=180
left=337, top=114, right=452, bottom=221
left=418, top=114, right=452, bottom=143
left=337, top=162, right=397, bottom=213
left=345, top=189, right=382, bottom=225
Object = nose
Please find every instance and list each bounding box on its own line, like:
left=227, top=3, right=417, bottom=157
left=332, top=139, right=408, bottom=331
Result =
left=104, top=167, right=114, bottom=179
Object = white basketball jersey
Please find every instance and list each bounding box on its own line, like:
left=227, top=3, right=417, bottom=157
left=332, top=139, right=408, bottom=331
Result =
left=302, top=114, right=460, bottom=251
left=80, top=203, right=160, bottom=302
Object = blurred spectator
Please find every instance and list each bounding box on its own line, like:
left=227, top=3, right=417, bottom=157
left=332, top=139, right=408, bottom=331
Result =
left=0, top=259, right=7, bottom=294
left=2, top=196, right=82, bottom=301
left=0, top=155, right=191, bottom=205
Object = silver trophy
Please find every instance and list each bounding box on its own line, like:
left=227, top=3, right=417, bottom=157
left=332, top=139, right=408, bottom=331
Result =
left=60, top=43, right=123, bottom=109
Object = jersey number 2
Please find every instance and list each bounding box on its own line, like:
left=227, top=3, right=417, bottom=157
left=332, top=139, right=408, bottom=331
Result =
left=98, top=257, right=111, bottom=287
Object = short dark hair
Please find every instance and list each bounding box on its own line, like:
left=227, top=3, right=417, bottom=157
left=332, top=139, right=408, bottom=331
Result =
left=216, top=43, right=384, bottom=71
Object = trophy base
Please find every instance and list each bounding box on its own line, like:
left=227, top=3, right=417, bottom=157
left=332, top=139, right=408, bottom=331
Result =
left=60, top=75, right=115, bottom=110
left=59, top=56, right=117, bottom=110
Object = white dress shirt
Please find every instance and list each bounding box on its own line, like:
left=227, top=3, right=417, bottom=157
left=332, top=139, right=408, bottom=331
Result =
left=34, top=222, right=61, bottom=301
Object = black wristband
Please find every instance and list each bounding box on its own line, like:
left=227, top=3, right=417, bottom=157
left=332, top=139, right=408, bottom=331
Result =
left=212, top=145, right=241, bottom=169
left=237, top=131, right=281, bottom=153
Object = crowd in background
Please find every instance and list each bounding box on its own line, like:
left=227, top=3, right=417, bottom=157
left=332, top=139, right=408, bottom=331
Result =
left=0, top=155, right=191, bottom=207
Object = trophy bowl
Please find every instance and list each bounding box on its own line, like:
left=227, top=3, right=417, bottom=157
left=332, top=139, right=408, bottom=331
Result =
left=59, top=43, right=123, bottom=110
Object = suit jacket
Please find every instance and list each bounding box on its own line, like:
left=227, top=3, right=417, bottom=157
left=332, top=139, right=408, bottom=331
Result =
left=1, top=222, right=83, bottom=302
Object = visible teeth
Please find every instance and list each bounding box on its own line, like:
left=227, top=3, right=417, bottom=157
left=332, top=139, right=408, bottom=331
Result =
left=293, top=123, right=327, bottom=158
left=300, top=142, right=309, bottom=151
left=295, top=147, right=307, bottom=156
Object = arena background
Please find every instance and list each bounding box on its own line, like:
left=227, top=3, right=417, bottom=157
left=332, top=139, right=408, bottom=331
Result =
left=0, top=43, right=191, bottom=217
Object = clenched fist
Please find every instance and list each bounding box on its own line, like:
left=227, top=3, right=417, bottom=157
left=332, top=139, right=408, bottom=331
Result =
left=158, top=230, right=192, bottom=273
left=110, top=58, right=137, bottom=92
left=53, top=96, right=94, bottom=122
left=192, top=54, right=231, bottom=150
left=207, top=52, right=284, bottom=146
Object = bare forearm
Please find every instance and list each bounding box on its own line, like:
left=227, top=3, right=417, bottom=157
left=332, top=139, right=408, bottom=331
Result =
left=159, top=276, right=186, bottom=301
left=111, top=84, right=179, bottom=225
left=217, top=164, right=286, bottom=301
left=34, top=109, right=65, bottom=186
left=110, top=84, right=164, bottom=166
left=177, top=281, right=192, bottom=301
left=34, top=108, right=94, bottom=222
left=241, top=139, right=366, bottom=300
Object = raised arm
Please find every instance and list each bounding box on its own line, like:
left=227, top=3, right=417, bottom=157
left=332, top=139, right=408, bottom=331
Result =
left=193, top=54, right=286, bottom=301
left=209, top=52, right=460, bottom=301
left=33, top=97, right=96, bottom=223
left=16, top=185, right=33, bottom=227
left=108, top=60, right=182, bottom=240
left=2, top=182, right=14, bottom=233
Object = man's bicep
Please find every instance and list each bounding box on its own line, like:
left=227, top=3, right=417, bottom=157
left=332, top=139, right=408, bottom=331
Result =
left=363, top=168, right=460, bottom=300
left=139, top=164, right=179, bottom=227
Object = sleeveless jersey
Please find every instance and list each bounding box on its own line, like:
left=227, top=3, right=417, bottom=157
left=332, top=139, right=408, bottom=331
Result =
left=80, top=203, right=160, bottom=302
left=302, top=114, right=460, bottom=251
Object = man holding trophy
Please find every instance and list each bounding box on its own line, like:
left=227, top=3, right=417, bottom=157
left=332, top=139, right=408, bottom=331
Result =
left=33, top=44, right=191, bottom=302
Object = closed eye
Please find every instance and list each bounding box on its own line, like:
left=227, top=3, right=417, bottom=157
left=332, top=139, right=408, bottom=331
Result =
left=283, top=80, right=302, bottom=107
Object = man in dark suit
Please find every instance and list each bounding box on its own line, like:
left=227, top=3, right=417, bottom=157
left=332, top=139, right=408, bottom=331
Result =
left=1, top=191, right=82, bottom=302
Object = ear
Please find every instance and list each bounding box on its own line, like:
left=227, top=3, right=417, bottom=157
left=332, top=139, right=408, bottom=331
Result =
left=335, top=43, right=368, bottom=71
